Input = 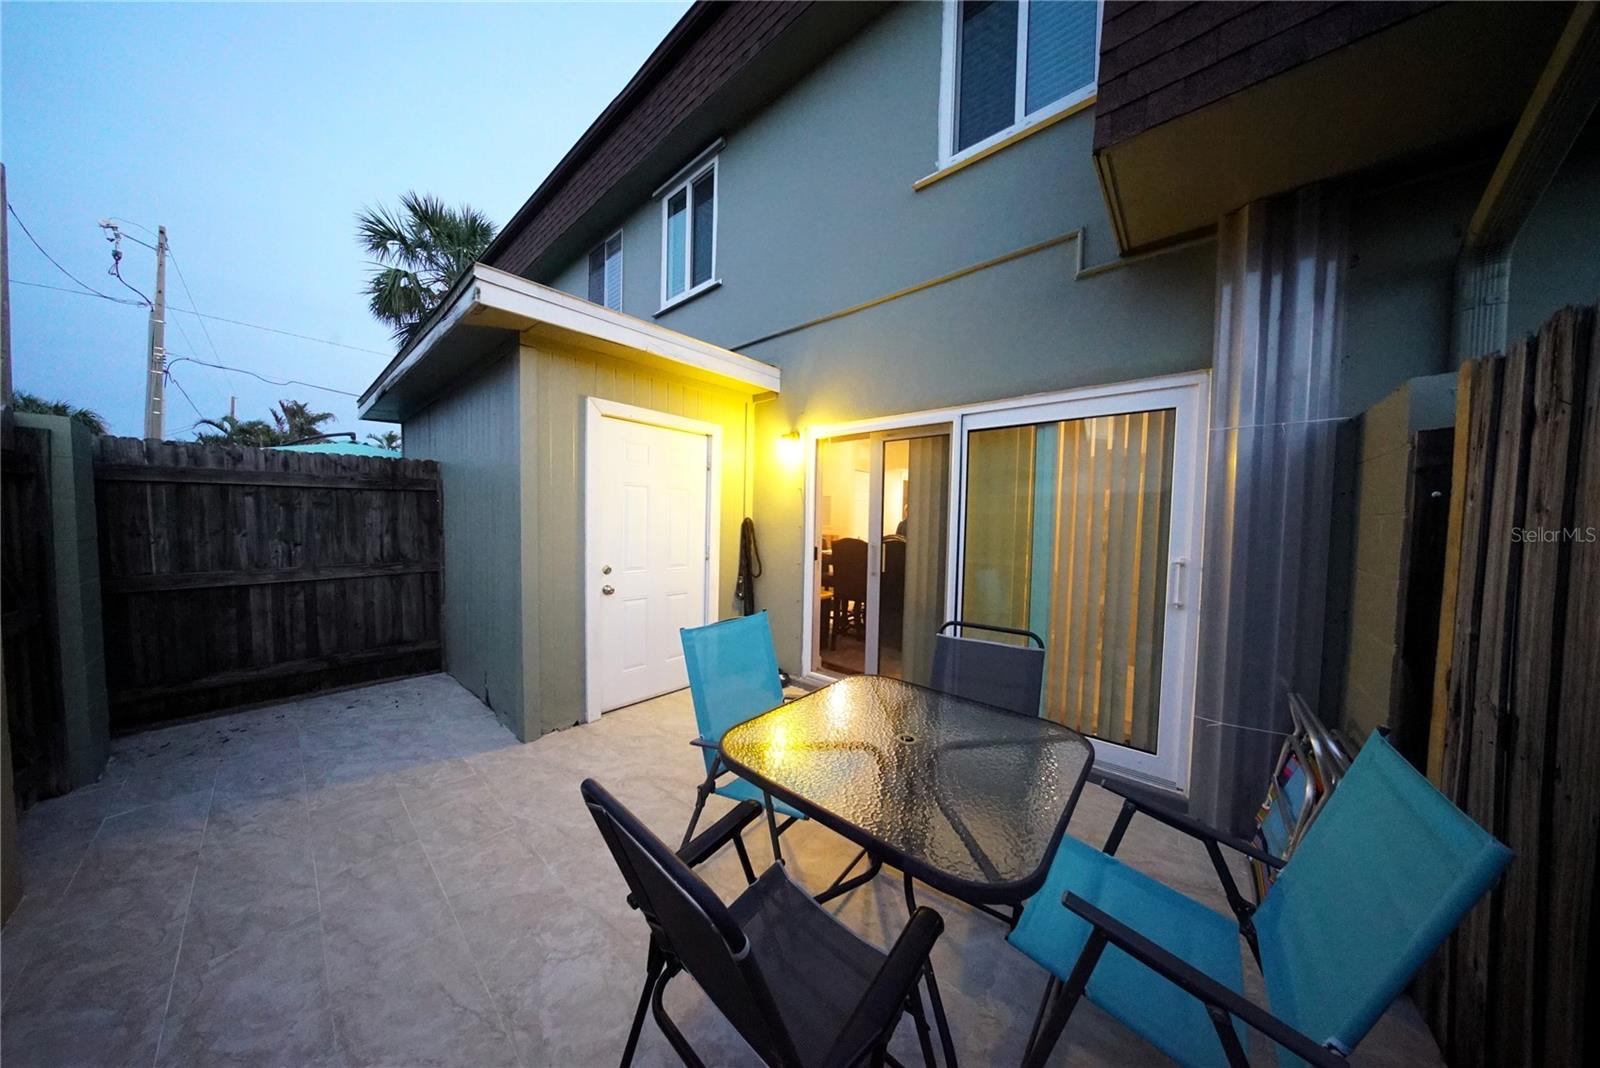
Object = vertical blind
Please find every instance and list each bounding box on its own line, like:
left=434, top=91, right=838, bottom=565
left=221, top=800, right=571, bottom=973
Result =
left=1025, top=1, right=1098, bottom=115
left=899, top=435, right=951, bottom=687
left=691, top=171, right=715, bottom=287
left=962, top=410, right=1175, bottom=752
left=956, top=0, right=1019, bottom=151
left=956, top=0, right=1099, bottom=153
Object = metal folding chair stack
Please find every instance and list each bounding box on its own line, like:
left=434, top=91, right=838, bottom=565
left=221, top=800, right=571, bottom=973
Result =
left=928, top=620, right=1045, bottom=717
left=1249, top=694, right=1352, bottom=900
left=583, top=779, right=948, bottom=1068
left=1007, top=732, right=1512, bottom=1068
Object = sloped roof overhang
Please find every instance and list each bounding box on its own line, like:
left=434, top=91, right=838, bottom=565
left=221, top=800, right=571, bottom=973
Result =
left=358, top=264, right=779, bottom=422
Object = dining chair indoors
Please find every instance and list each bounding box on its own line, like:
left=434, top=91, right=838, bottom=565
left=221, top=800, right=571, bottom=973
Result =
left=679, top=612, right=806, bottom=858
left=928, top=620, right=1045, bottom=717
left=582, top=778, right=948, bottom=1068
left=1008, top=732, right=1512, bottom=1068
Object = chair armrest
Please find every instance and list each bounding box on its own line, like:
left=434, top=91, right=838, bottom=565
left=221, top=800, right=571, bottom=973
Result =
left=1093, top=774, right=1285, bottom=870
left=1059, top=892, right=1344, bottom=1068
left=677, top=800, right=762, bottom=870
left=823, top=906, right=946, bottom=1067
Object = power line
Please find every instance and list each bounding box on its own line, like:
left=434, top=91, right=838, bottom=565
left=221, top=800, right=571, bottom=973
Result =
left=163, top=247, right=238, bottom=393
left=166, top=354, right=361, bottom=398
left=12, top=278, right=147, bottom=306
left=5, top=202, right=130, bottom=302
left=11, top=278, right=391, bottom=355
left=164, top=368, right=208, bottom=425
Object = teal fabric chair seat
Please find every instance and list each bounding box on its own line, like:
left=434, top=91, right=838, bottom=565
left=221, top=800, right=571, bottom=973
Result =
left=1009, top=835, right=1246, bottom=1068
left=1010, top=733, right=1512, bottom=1068
left=679, top=612, right=807, bottom=851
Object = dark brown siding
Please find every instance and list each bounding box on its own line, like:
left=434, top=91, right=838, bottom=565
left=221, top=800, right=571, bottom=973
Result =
left=489, top=1, right=809, bottom=277
left=1095, top=1, right=1440, bottom=150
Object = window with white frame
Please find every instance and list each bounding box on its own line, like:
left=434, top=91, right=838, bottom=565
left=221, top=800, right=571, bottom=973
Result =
left=940, top=0, right=1101, bottom=164
left=587, top=232, right=623, bottom=310
left=660, top=156, right=717, bottom=308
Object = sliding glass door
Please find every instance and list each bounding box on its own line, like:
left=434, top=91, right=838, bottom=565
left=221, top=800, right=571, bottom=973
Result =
left=959, top=383, right=1203, bottom=788
left=814, top=427, right=951, bottom=683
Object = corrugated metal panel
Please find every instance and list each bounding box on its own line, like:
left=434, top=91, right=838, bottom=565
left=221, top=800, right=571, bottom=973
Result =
left=402, top=349, right=525, bottom=733
left=526, top=338, right=752, bottom=735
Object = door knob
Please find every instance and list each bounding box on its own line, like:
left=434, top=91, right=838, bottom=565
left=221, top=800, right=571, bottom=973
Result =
left=601, top=584, right=615, bottom=596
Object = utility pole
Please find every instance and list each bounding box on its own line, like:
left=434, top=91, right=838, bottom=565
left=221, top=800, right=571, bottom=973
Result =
left=143, top=225, right=168, bottom=439
left=1, top=162, right=13, bottom=410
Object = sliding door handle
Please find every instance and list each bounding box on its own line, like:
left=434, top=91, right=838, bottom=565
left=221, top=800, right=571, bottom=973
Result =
left=1168, top=559, right=1188, bottom=608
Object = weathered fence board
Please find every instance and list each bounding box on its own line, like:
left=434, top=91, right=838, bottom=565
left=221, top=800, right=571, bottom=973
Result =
left=1430, top=301, right=1600, bottom=1067
left=93, top=438, right=443, bottom=729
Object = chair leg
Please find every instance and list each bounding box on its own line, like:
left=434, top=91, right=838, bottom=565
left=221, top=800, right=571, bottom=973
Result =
left=1022, top=975, right=1058, bottom=1058
left=815, top=848, right=883, bottom=904
left=732, top=833, right=757, bottom=884
left=1021, top=929, right=1109, bottom=1068
left=904, top=981, right=939, bottom=1067
left=902, top=874, right=958, bottom=1068
left=1206, top=1005, right=1252, bottom=1068
left=620, top=942, right=665, bottom=1068
left=679, top=771, right=718, bottom=851
left=650, top=963, right=708, bottom=1068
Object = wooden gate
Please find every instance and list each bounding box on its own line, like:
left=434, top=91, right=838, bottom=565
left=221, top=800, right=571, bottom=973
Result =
left=94, top=439, right=443, bottom=730
left=1425, top=301, right=1600, bottom=1067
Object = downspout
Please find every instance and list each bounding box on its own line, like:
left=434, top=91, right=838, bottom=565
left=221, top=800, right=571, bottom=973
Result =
left=1452, top=1, right=1600, bottom=360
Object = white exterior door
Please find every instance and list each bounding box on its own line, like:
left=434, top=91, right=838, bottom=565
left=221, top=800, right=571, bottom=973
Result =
left=594, top=415, right=710, bottom=712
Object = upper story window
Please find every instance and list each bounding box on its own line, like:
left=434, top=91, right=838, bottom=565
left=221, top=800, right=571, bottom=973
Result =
left=940, top=0, right=1101, bottom=165
left=588, top=231, right=623, bottom=310
left=660, top=155, right=718, bottom=310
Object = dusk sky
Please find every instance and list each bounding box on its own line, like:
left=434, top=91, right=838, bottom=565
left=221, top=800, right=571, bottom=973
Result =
left=2, top=1, right=691, bottom=439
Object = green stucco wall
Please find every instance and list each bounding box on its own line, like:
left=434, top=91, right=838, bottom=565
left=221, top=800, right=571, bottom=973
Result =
left=402, top=350, right=527, bottom=736
left=542, top=1, right=1217, bottom=675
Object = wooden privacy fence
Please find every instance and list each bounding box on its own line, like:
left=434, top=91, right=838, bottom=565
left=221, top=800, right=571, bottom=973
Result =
left=1425, top=299, right=1600, bottom=1067
left=94, top=439, right=443, bottom=730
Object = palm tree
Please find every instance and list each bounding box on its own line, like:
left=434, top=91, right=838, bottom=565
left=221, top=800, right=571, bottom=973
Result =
left=270, top=400, right=336, bottom=443
left=366, top=430, right=402, bottom=450
left=11, top=392, right=109, bottom=435
left=356, top=192, right=498, bottom=342
left=194, top=413, right=281, bottom=447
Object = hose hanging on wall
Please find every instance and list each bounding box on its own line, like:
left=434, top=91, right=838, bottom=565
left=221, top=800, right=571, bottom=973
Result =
left=735, top=516, right=762, bottom=615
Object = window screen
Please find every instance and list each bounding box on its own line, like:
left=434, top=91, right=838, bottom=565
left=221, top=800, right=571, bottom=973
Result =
left=956, top=0, right=1018, bottom=152
left=1026, top=1, right=1098, bottom=115
left=690, top=170, right=715, bottom=288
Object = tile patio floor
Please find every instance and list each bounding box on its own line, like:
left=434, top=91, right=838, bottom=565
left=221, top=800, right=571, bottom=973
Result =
left=2, top=674, right=1444, bottom=1067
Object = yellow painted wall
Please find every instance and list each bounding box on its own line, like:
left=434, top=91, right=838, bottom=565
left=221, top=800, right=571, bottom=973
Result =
left=519, top=336, right=754, bottom=735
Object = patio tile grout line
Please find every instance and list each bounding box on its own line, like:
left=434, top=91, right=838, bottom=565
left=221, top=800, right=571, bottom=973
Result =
left=393, top=782, right=529, bottom=1068
left=149, top=758, right=221, bottom=1068
left=299, top=723, right=349, bottom=1066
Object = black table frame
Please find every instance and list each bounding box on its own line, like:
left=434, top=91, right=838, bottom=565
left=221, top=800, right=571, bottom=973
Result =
left=719, top=676, right=1096, bottom=1068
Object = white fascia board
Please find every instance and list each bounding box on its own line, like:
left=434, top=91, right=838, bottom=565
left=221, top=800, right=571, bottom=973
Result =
left=360, top=264, right=780, bottom=420
left=473, top=265, right=779, bottom=393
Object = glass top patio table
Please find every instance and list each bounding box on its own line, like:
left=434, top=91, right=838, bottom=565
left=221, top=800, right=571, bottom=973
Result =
left=719, top=675, right=1095, bottom=905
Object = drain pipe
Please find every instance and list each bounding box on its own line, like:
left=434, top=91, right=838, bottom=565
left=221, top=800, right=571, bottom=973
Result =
left=1452, top=1, right=1600, bottom=360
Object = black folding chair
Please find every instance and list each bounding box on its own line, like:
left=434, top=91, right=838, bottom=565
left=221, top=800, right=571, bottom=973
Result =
left=583, top=778, right=948, bottom=1068
left=929, top=621, right=1045, bottom=717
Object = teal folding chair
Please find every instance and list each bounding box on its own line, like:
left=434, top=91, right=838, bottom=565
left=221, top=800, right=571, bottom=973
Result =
left=678, top=612, right=806, bottom=862
left=1009, top=732, right=1512, bottom=1068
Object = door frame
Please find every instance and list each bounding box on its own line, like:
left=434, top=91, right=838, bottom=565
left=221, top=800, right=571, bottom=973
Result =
left=800, top=370, right=1209, bottom=791
left=582, top=396, right=722, bottom=724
